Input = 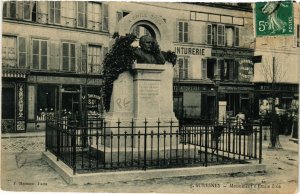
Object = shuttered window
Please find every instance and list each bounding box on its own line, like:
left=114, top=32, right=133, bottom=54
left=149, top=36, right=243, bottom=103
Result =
left=87, top=2, right=101, bottom=31
left=62, top=43, right=76, bottom=71
left=177, top=21, right=189, bottom=43
left=32, top=39, right=48, bottom=70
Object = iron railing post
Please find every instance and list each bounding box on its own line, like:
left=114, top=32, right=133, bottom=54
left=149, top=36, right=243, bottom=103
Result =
left=72, top=121, right=77, bottom=175
left=259, top=121, right=263, bottom=164
left=144, top=118, right=148, bottom=170
left=205, top=126, right=208, bottom=167
left=57, top=118, right=61, bottom=161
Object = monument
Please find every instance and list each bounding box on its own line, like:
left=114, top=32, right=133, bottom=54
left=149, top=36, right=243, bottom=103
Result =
left=104, top=35, right=178, bottom=147
left=92, top=35, right=179, bottom=161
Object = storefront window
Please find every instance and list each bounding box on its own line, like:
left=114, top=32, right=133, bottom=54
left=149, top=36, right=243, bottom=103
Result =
left=37, top=85, right=57, bottom=121
left=2, top=87, right=15, bottom=119
left=85, top=87, right=103, bottom=117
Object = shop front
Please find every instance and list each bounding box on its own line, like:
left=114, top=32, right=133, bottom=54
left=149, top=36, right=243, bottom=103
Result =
left=173, top=82, right=216, bottom=122
left=2, top=69, right=27, bottom=133
left=218, top=84, right=254, bottom=120
left=27, top=74, right=103, bottom=131
left=254, top=83, right=299, bottom=119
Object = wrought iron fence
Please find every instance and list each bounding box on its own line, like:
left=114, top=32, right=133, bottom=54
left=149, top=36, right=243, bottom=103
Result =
left=46, top=116, right=263, bottom=174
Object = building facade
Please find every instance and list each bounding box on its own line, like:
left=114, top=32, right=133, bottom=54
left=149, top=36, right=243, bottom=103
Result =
left=2, top=2, right=255, bottom=132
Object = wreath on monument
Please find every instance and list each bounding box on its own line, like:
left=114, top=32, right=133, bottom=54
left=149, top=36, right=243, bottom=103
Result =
left=102, top=33, right=177, bottom=111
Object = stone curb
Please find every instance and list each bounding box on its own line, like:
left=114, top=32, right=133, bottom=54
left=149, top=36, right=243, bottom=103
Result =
left=1, top=132, right=45, bottom=139
left=42, top=151, right=266, bottom=185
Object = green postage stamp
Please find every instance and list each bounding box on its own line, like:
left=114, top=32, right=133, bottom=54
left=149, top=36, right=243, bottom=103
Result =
left=255, top=1, right=294, bottom=36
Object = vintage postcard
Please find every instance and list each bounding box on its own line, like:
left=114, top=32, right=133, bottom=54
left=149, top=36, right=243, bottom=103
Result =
left=1, top=1, right=299, bottom=194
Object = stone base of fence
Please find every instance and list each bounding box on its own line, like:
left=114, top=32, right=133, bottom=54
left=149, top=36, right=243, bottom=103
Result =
left=42, top=151, right=266, bottom=185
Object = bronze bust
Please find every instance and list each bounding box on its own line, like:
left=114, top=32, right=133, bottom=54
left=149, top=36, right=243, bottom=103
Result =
left=134, top=35, right=165, bottom=64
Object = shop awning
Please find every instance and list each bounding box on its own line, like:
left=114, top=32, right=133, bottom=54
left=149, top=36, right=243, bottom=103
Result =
left=2, top=69, right=28, bottom=79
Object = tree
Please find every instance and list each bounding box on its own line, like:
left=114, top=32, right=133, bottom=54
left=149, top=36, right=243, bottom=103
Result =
left=260, top=55, right=286, bottom=149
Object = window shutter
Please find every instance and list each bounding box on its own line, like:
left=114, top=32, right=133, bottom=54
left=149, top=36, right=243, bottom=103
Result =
left=178, top=21, right=183, bottom=42
left=175, top=21, right=180, bottom=42
left=102, top=47, right=108, bottom=74
left=184, top=22, right=189, bottom=43
left=219, top=59, right=224, bottom=79
left=50, top=42, right=56, bottom=70
left=81, top=45, right=87, bottom=73
left=17, top=1, right=23, bottom=19
left=116, top=11, right=123, bottom=23
left=234, top=27, right=239, bottom=47
left=76, top=44, right=81, bottom=72
left=178, top=58, right=183, bottom=79
left=18, top=37, right=27, bottom=68
left=185, top=58, right=190, bottom=79
left=102, top=3, right=109, bottom=32
left=217, top=24, right=225, bottom=46
left=3, top=2, right=8, bottom=17
left=207, top=24, right=212, bottom=45
left=174, top=64, right=179, bottom=79
left=40, top=40, right=48, bottom=70
left=70, top=44, right=76, bottom=71
left=29, top=38, right=32, bottom=69
left=229, top=60, right=234, bottom=80
left=37, top=1, right=47, bottom=24
left=234, top=60, right=239, bottom=80
left=10, top=1, right=17, bottom=19
left=201, top=58, right=207, bottom=79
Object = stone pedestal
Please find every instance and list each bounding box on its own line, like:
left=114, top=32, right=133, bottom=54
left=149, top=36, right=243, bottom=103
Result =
left=102, top=63, right=178, bottom=149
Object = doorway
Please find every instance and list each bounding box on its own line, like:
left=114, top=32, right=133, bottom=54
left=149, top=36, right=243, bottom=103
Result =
left=2, top=87, right=15, bottom=132
left=61, top=92, right=80, bottom=116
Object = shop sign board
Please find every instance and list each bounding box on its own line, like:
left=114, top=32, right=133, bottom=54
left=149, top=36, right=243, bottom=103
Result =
left=87, top=94, right=101, bottom=109
left=238, top=59, right=254, bottom=82
left=28, top=76, right=103, bottom=85
left=175, top=46, right=211, bottom=56
left=219, top=85, right=254, bottom=93
left=173, top=84, right=213, bottom=92
left=211, top=48, right=253, bottom=58
left=255, top=1, right=294, bottom=36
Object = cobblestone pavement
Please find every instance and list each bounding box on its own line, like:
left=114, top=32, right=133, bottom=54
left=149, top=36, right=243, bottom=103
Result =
left=1, top=134, right=298, bottom=193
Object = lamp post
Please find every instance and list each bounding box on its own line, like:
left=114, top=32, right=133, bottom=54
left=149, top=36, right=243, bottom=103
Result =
left=269, top=56, right=282, bottom=148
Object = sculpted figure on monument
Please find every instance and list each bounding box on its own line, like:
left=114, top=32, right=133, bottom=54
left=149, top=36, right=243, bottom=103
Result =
left=134, top=35, right=165, bottom=64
